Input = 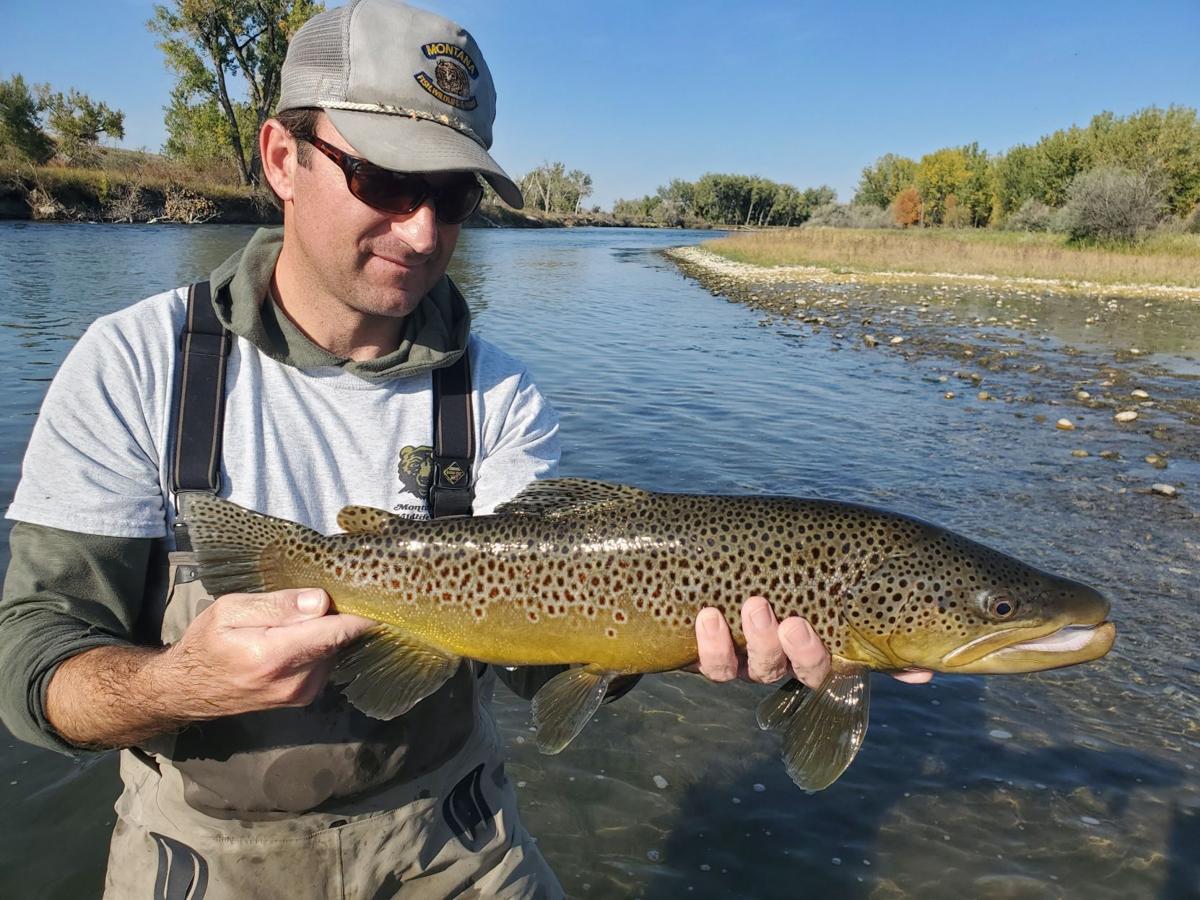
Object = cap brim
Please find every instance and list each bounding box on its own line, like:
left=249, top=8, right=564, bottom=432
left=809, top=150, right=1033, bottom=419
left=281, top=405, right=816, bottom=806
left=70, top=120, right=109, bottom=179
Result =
left=326, top=108, right=524, bottom=210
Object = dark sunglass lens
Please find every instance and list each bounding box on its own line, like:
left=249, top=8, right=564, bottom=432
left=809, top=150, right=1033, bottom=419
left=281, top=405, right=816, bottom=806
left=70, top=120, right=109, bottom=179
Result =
left=435, top=177, right=484, bottom=224
left=350, top=166, right=427, bottom=215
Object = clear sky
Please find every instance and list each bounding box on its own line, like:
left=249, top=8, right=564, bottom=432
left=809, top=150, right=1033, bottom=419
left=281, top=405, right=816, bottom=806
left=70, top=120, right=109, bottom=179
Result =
left=3, top=0, right=1198, bottom=209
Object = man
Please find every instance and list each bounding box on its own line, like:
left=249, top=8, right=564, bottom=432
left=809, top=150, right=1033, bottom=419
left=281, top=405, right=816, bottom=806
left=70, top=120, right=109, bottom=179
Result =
left=0, top=2, right=928, bottom=897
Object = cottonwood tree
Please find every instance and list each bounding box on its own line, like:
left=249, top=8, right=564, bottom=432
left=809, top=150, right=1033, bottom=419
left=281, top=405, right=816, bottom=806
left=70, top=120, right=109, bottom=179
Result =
left=34, top=86, right=125, bottom=167
left=150, top=0, right=323, bottom=185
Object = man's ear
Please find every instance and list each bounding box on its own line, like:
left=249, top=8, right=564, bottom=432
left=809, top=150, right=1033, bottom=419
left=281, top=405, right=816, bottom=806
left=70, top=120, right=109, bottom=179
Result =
left=260, top=118, right=298, bottom=204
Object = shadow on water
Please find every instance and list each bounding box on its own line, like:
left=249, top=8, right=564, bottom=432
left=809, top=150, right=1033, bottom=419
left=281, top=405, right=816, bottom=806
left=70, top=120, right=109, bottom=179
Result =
left=638, top=676, right=1185, bottom=900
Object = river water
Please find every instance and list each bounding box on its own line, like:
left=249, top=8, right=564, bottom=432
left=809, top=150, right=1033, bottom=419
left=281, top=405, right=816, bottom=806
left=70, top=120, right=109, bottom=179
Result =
left=0, top=222, right=1196, bottom=899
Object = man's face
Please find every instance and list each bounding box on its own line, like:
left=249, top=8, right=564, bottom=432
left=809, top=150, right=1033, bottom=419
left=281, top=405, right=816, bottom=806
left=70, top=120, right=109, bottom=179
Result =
left=285, top=117, right=462, bottom=320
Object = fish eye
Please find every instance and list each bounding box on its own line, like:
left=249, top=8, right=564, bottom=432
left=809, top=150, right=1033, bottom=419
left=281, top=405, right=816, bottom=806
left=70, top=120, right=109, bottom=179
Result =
left=986, top=595, right=1019, bottom=620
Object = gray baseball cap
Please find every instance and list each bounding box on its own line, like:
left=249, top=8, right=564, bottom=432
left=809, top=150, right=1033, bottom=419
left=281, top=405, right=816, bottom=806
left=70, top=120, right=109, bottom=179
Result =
left=278, top=0, right=523, bottom=209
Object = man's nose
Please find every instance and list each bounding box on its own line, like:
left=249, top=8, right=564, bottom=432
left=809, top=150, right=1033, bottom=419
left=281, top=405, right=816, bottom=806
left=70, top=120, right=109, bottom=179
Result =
left=391, top=200, right=438, bottom=255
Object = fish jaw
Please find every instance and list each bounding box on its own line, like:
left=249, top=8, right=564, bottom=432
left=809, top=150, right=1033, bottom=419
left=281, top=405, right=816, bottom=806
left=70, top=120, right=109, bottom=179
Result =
left=940, top=621, right=1116, bottom=673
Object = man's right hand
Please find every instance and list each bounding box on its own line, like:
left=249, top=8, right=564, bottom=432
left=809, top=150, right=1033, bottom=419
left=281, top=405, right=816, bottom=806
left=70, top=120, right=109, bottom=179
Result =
left=157, top=588, right=377, bottom=720
left=46, top=589, right=375, bottom=750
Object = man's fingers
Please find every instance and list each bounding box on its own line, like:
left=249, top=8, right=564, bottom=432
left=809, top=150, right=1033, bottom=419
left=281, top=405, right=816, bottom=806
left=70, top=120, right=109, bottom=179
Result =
left=216, top=589, right=330, bottom=628
left=778, top=617, right=832, bottom=691
left=741, top=597, right=789, bottom=684
left=694, top=608, right=738, bottom=682
left=272, top=612, right=377, bottom=664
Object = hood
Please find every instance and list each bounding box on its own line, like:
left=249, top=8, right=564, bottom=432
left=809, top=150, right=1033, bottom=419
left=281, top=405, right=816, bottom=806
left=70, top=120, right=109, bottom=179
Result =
left=207, top=227, right=471, bottom=380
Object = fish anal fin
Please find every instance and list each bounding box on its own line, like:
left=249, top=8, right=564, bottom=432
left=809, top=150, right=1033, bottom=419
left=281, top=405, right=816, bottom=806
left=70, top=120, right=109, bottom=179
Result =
left=773, top=660, right=871, bottom=791
left=494, top=478, right=650, bottom=519
left=530, top=665, right=613, bottom=754
left=331, top=624, right=461, bottom=720
left=337, top=505, right=402, bottom=534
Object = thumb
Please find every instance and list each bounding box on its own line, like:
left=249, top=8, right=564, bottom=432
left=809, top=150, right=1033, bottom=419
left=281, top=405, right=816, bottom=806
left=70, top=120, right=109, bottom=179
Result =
left=217, top=588, right=330, bottom=628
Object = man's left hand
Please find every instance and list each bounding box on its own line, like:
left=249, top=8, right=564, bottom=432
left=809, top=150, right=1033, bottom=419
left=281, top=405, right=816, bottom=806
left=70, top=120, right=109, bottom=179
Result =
left=694, top=596, right=934, bottom=691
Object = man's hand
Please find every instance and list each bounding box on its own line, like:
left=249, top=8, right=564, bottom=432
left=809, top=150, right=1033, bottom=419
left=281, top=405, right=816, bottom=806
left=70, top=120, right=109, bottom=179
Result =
left=693, top=596, right=934, bottom=691
left=46, top=588, right=375, bottom=749
left=155, top=588, right=377, bottom=720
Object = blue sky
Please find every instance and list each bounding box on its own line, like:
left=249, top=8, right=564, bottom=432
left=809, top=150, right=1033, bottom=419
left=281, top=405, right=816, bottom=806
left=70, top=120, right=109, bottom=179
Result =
left=3, top=0, right=1198, bottom=209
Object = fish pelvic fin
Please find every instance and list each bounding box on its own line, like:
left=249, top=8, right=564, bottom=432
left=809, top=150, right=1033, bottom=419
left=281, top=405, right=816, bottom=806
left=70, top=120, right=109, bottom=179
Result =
left=760, top=660, right=871, bottom=791
left=336, top=504, right=402, bottom=534
left=494, top=478, right=650, bottom=519
left=183, top=494, right=318, bottom=597
left=530, top=665, right=614, bottom=754
left=331, top=624, right=462, bottom=720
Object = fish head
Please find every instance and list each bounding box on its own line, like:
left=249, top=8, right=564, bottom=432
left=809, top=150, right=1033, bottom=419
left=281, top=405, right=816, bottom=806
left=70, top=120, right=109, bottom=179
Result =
left=841, top=523, right=1115, bottom=674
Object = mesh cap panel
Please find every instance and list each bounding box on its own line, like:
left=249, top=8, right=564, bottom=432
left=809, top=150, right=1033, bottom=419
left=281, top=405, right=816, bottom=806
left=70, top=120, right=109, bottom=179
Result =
left=277, top=1, right=356, bottom=110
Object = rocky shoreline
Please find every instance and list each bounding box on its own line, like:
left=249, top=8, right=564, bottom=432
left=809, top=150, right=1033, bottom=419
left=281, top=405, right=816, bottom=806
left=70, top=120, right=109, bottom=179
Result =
left=666, top=245, right=1200, bottom=511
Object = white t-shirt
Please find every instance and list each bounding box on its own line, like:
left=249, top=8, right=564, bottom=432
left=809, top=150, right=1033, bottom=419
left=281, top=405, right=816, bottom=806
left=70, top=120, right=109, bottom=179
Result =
left=7, top=287, right=560, bottom=538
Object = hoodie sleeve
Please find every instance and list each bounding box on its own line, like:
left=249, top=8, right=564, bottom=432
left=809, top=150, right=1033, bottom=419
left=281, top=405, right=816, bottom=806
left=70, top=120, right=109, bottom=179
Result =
left=0, top=522, right=158, bottom=754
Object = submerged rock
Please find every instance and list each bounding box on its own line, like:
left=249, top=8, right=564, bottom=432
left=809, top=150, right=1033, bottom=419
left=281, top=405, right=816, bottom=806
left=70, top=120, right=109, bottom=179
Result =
left=1056, top=418, right=1076, bottom=431
left=1114, top=410, right=1139, bottom=423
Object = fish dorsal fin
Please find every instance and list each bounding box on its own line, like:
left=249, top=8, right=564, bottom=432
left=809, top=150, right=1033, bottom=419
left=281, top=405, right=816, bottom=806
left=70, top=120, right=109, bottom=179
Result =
left=758, top=660, right=871, bottom=791
left=530, top=665, right=614, bottom=753
left=494, top=478, right=650, bottom=519
left=331, top=624, right=462, bottom=720
left=337, top=505, right=401, bottom=534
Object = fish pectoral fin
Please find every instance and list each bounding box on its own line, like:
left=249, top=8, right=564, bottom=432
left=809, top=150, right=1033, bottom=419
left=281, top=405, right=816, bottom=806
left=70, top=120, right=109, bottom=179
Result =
left=336, top=505, right=402, bottom=534
left=530, top=665, right=614, bottom=754
left=755, top=678, right=810, bottom=730
left=331, top=624, right=461, bottom=720
left=772, top=661, right=871, bottom=791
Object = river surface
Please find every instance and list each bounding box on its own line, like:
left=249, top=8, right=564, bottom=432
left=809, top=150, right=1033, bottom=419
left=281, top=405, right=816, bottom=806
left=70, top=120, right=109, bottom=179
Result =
left=0, top=222, right=1196, bottom=899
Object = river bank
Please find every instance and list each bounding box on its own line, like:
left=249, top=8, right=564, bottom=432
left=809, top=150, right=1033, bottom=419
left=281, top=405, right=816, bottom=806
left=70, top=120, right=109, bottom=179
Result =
left=697, top=228, right=1200, bottom=295
left=666, top=242, right=1200, bottom=501
left=0, top=168, right=706, bottom=229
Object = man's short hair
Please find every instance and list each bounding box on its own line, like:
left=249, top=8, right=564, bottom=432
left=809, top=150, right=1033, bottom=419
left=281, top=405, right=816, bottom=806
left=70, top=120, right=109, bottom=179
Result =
left=272, top=107, right=323, bottom=167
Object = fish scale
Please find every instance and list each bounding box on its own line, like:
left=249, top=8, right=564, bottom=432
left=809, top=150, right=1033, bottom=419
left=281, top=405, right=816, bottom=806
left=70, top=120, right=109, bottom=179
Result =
left=186, top=477, right=1115, bottom=790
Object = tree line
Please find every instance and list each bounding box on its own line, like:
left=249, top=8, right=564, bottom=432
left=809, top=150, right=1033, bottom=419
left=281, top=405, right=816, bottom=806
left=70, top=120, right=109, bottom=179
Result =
left=612, top=176, right=836, bottom=227
left=853, top=106, right=1200, bottom=230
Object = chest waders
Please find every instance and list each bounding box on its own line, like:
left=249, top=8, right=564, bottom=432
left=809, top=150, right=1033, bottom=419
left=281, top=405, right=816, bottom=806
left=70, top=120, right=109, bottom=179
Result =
left=103, top=282, right=562, bottom=900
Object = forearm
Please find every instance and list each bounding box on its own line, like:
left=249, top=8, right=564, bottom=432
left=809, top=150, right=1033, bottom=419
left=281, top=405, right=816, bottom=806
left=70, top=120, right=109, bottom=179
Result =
left=45, top=644, right=191, bottom=750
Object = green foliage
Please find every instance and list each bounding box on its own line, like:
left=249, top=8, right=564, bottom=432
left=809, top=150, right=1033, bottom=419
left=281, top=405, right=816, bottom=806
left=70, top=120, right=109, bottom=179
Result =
left=1002, top=198, right=1056, bottom=232
left=1058, top=166, right=1166, bottom=243
left=519, top=161, right=593, bottom=214
left=34, top=86, right=125, bottom=167
left=915, top=148, right=971, bottom=225
left=149, top=0, right=323, bottom=185
left=854, top=154, right=917, bottom=209
left=0, top=74, right=54, bottom=164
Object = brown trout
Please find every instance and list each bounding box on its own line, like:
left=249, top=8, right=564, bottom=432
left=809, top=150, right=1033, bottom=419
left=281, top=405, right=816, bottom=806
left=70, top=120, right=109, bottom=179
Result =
left=186, top=478, right=1115, bottom=790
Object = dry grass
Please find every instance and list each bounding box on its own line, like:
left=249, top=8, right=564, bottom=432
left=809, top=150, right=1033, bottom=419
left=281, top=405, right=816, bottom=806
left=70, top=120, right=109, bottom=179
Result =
left=705, top=227, right=1200, bottom=288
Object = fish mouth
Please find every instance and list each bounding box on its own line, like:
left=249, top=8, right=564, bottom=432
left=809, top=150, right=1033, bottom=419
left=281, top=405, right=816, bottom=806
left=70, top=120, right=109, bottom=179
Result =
left=941, top=621, right=1116, bottom=674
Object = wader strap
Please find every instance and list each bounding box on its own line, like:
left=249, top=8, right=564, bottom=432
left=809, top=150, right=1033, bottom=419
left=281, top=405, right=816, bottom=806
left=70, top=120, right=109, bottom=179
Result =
left=170, top=280, right=231, bottom=550
left=429, top=351, right=475, bottom=519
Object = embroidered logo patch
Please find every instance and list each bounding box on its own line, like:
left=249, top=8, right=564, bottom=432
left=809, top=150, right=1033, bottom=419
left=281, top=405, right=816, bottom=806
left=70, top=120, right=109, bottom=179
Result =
left=414, top=41, right=479, bottom=110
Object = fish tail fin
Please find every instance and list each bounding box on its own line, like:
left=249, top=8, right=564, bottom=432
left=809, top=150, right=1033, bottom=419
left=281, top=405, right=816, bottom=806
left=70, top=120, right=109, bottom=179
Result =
left=530, top=666, right=614, bottom=754
left=182, top=494, right=318, bottom=597
left=756, top=661, right=871, bottom=791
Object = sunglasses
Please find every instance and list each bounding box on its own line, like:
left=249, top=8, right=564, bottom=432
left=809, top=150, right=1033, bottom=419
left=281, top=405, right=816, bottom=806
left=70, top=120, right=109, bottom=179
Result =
left=296, top=134, right=484, bottom=225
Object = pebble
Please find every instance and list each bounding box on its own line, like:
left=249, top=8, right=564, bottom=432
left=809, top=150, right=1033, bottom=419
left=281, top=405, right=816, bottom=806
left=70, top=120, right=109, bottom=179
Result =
left=1131, top=389, right=1150, bottom=399
left=1145, top=455, right=1168, bottom=469
left=1114, top=411, right=1138, bottom=423
left=1071, top=449, right=1089, bottom=458
left=752, top=783, right=766, bottom=793
left=863, top=334, right=878, bottom=348
left=647, top=850, right=661, bottom=862
left=943, top=392, right=956, bottom=400
left=699, top=864, right=711, bottom=872
left=977, top=391, right=991, bottom=401
left=1099, top=450, right=1120, bottom=460
left=890, top=336, right=905, bottom=345
left=1076, top=390, right=1091, bottom=401
left=1151, top=484, right=1178, bottom=497
left=1080, top=816, right=1101, bottom=826
left=989, top=729, right=1013, bottom=740
left=1056, top=418, right=1075, bottom=431
left=652, top=775, right=669, bottom=789
left=831, top=857, right=842, bottom=866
